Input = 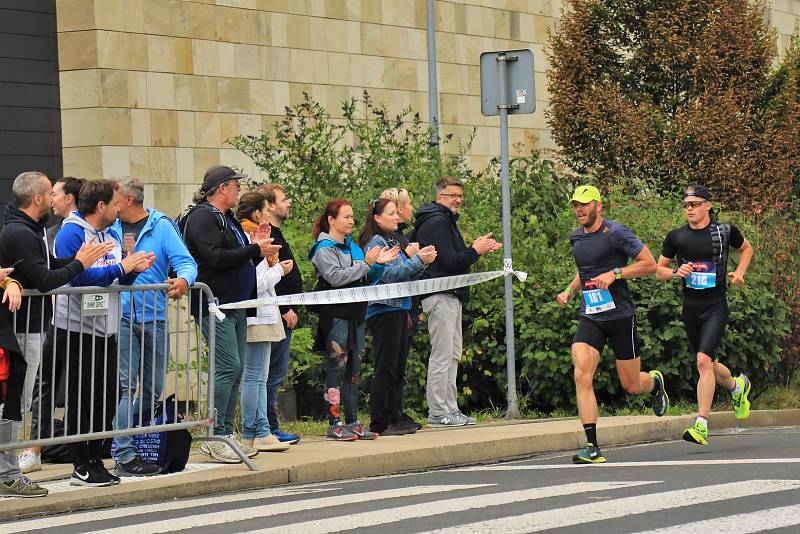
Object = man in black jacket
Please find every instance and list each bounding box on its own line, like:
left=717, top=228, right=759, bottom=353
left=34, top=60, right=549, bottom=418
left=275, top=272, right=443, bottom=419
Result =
left=0, top=171, right=111, bottom=472
left=183, top=165, right=279, bottom=463
left=412, top=176, right=501, bottom=428
left=256, top=183, right=302, bottom=444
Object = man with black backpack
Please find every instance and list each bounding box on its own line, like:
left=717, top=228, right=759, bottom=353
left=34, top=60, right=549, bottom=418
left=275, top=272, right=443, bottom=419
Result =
left=181, top=165, right=279, bottom=463
left=656, top=184, right=754, bottom=446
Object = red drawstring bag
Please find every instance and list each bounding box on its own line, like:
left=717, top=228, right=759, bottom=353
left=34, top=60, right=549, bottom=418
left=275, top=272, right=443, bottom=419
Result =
left=0, top=347, right=8, bottom=397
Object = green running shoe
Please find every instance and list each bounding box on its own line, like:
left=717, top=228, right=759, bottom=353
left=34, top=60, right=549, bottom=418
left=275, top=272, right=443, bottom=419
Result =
left=732, top=373, right=751, bottom=420
left=682, top=421, right=708, bottom=446
left=648, top=370, right=669, bottom=417
left=572, top=444, right=606, bottom=464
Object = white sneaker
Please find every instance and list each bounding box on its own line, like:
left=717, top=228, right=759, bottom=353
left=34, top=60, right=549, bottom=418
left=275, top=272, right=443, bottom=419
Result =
left=18, top=449, right=42, bottom=474
left=229, top=434, right=259, bottom=458
left=198, top=441, right=243, bottom=464
left=253, top=435, right=290, bottom=452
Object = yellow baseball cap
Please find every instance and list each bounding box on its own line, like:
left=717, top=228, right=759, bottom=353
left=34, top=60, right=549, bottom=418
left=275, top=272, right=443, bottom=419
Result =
left=570, top=185, right=601, bottom=204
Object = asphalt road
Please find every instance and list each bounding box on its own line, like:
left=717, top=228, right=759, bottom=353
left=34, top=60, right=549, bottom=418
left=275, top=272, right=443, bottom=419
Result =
left=6, top=425, right=800, bottom=533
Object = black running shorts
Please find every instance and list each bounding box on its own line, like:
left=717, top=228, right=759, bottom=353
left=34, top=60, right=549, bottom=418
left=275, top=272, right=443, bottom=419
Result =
left=573, top=314, right=641, bottom=361
left=682, top=297, right=729, bottom=358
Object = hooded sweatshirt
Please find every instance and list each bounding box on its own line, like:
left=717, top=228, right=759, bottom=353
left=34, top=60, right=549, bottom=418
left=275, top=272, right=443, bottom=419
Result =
left=308, top=232, right=384, bottom=320
left=53, top=211, right=139, bottom=336
left=0, top=205, right=85, bottom=333
left=111, top=208, right=198, bottom=323
left=411, top=202, right=479, bottom=302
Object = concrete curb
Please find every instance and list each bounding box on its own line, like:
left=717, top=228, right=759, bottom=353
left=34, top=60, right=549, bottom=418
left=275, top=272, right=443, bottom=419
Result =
left=2, top=409, right=798, bottom=521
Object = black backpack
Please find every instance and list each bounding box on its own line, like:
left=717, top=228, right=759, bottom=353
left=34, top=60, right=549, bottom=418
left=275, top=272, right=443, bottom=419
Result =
left=176, top=203, right=227, bottom=239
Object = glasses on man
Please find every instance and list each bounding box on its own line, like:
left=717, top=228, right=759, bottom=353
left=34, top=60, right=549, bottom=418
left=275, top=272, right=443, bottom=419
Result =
left=440, top=193, right=464, bottom=200
left=682, top=200, right=706, bottom=209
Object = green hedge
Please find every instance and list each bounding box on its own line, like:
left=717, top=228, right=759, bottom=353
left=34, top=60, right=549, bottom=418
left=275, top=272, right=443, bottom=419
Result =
left=231, top=94, right=791, bottom=417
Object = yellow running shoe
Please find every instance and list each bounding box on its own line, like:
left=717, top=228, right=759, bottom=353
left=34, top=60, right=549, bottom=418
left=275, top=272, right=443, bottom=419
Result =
left=682, top=420, right=708, bottom=446
left=732, top=374, right=751, bottom=420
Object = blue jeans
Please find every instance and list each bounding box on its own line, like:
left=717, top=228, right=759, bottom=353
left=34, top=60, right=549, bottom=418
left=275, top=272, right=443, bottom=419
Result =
left=324, top=319, right=365, bottom=425
left=113, top=318, right=168, bottom=463
left=201, top=310, right=248, bottom=436
left=241, top=341, right=272, bottom=439
left=267, top=325, right=292, bottom=432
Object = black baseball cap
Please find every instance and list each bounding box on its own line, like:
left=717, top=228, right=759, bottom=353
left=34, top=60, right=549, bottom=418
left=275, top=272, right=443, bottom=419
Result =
left=202, top=165, right=246, bottom=192
left=683, top=184, right=712, bottom=201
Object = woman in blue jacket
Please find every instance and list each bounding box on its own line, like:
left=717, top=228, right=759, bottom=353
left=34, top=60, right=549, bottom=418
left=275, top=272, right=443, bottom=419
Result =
left=358, top=199, right=436, bottom=436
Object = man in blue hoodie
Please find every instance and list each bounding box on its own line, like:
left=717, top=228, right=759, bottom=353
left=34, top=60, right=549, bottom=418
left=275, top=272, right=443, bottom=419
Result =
left=110, top=176, right=198, bottom=477
left=53, top=179, right=155, bottom=487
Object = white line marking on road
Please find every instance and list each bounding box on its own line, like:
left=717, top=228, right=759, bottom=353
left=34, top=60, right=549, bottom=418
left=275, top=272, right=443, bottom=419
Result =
left=455, top=458, right=800, bottom=471
left=3, top=485, right=339, bottom=533
left=430, top=479, right=800, bottom=533
left=73, top=484, right=495, bottom=534
left=246, top=481, right=658, bottom=534
left=635, top=503, right=800, bottom=533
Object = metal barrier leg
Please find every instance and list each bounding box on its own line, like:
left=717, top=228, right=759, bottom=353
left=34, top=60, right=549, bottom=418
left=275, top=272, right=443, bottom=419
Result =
left=194, top=434, right=258, bottom=471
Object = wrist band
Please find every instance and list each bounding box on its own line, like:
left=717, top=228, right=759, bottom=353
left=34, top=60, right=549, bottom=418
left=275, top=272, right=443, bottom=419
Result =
left=565, top=286, right=574, bottom=295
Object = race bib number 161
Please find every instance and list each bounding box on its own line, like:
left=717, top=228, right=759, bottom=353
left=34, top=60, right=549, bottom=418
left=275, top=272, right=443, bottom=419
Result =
left=583, top=289, right=616, bottom=314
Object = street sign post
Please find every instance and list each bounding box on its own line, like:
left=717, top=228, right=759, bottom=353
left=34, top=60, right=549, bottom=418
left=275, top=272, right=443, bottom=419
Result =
left=480, top=49, right=535, bottom=419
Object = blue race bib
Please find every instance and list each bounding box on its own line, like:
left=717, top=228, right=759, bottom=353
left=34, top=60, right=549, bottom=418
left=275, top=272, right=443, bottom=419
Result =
left=583, top=289, right=616, bottom=314
left=686, top=261, right=717, bottom=290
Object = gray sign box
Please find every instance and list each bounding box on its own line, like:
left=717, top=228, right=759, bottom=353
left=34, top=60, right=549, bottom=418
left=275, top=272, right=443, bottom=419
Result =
left=480, top=49, right=536, bottom=116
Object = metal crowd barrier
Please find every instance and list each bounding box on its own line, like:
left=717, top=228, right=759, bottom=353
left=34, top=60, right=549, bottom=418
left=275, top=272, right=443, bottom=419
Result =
left=0, top=283, right=257, bottom=471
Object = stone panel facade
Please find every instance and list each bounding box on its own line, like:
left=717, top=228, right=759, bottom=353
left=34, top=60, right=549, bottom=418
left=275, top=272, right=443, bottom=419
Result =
left=55, top=0, right=800, bottom=215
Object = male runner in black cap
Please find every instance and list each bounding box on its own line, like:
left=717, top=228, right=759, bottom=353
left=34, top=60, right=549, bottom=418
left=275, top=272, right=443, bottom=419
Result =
left=656, top=184, right=754, bottom=445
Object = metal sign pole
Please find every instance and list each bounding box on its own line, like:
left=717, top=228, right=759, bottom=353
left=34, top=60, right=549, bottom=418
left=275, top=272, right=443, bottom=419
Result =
left=426, top=0, right=440, bottom=147
left=497, top=53, right=520, bottom=419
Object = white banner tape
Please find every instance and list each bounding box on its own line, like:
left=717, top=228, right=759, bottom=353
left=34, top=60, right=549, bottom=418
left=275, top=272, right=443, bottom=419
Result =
left=209, top=269, right=527, bottom=319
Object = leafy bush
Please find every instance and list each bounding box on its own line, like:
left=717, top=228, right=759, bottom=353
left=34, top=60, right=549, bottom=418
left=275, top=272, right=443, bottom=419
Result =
left=231, top=92, right=792, bottom=417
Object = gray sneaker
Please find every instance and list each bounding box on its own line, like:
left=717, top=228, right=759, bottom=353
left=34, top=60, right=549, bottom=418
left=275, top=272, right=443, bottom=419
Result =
left=454, top=412, right=477, bottom=425
left=0, top=476, right=48, bottom=498
left=199, top=440, right=243, bottom=464
left=427, top=414, right=468, bottom=427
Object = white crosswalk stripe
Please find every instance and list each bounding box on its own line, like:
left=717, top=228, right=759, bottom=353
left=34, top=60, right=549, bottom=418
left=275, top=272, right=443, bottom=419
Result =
left=75, top=484, right=494, bottom=534
left=8, top=475, right=800, bottom=534
left=634, top=503, right=800, bottom=533
left=215, top=482, right=657, bottom=534
left=429, top=479, right=800, bottom=533
left=4, top=485, right=339, bottom=533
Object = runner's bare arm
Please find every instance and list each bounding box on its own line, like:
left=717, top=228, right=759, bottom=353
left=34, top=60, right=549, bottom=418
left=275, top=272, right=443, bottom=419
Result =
left=728, top=238, right=753, bottom=285
left=622, top=245, right=658, bottom=279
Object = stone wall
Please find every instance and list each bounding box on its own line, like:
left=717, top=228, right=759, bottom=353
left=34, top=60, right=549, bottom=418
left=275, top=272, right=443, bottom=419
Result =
left=55, top=0, right=800, bottom=215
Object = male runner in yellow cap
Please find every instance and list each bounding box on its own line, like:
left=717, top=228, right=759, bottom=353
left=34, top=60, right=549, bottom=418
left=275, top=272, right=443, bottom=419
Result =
left=557, top=185, right=668, bottom=463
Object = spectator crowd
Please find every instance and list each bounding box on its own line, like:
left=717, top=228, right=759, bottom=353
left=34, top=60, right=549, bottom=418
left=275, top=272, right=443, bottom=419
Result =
left=0, top=166, right=500, bottom=497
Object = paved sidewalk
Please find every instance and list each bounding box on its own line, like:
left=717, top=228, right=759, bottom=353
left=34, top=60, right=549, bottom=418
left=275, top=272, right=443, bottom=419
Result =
left=1, top=409, right=797, bottom=521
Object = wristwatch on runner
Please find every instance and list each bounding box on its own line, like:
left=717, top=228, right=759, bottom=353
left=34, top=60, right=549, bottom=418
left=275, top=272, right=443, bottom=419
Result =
left=613, top=267, right=622, bottom=280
